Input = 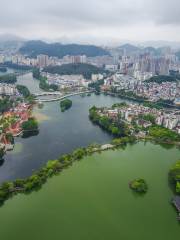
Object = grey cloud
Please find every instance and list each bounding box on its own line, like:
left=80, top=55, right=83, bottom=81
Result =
left=0, top=0, right=180, bottom=41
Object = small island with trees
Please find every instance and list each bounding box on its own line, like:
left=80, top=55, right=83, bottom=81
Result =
left=21, top=117, right=39, bottom=137
left=129, top=179, right=148, bottom=193
left=60, top=99, right=72, bottom=112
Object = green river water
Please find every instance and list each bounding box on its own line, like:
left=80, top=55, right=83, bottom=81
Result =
left=0, top=142, right=179, bottom=240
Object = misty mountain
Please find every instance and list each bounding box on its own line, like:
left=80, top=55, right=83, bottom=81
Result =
left=0, top=34, right=25, bottom=53
left=117, top=44, right=141, bottom=54
left=19, top=40, right=110, bottom=58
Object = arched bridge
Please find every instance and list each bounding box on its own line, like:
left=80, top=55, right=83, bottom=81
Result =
left=34, top=91, right=94, bottom=102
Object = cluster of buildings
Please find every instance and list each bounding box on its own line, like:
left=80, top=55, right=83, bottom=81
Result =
left=41, top=72, right=89, bottom=90
left=0, top=53, right=113, bottom=69
left=0, top=84, right=19, bottom=96
left=103, top=73, right=180, bottom=104
left=41, top=71, right=104, bottom=90
left=97, top=104, right=180, bottom=134
left=0, top=103, right=31, bottom=150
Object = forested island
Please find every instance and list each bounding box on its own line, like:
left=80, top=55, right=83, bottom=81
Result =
left=60, top=99, right=72, bottom=112
left=129, top=179, right=148, bottom=193
left=43, top=63, right=107, bottom=79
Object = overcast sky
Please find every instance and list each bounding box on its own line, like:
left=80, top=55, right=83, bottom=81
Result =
left=0, top=0, right=180, bottom=44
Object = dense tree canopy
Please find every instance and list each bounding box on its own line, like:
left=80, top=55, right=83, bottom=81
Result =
left=169, top=160, right=180, bottom=194
left=60, top=99, right=72, bottom=112
left=44, top=63, right=107, bottom=79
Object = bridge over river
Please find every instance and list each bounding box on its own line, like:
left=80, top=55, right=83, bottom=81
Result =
left=34, top=90, right=94, bottom=102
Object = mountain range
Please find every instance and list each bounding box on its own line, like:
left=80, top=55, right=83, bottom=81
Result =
left=19, top=40, right=110, bottom=58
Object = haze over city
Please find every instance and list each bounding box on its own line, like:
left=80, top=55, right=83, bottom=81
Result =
left=0, top=1, right=180, bottom=239
left=0, top=0, right=180, bottom=45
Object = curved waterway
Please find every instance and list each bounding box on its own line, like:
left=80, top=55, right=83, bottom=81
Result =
left=0, top=142, right=180, bottom=240
left=0, top=72, right=133, bottom=182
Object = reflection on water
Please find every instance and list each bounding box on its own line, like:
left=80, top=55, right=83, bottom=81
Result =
left=0, top=82, right=132, bottom=183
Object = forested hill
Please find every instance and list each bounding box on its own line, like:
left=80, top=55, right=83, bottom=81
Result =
left=146, top=75, right=180, bottom=84
left=19, top=41, right=110, bottom=58
left=43, top=63, right=108, bottom=79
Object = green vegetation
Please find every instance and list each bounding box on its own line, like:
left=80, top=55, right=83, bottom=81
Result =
left=17, top=85, right=30, bottom=98
left=32, top=68, right=58, bottom=91
left=60, top=99, right=72, bottom=112
left=143, top=99, right=176, bottom=109
left=21, top=117, right=39, bottom=138
left=0, top=97, right=14, bottom=114
left=89, top=106, right=130, bottom=137
left=5, top=133, right=14, bottom=145
left=111, top=136, right=136, bottom=146
left=0, top=74, right=17, bottom=84
left=149, top=126, right=180, bottom=142
left=169, top=160, right=180, bottom=194
left=0, top=148, right=5, bottom=161
left=112, top=89, right=147, bottom=102
left=146, top=75, right=179, bottom=83
left=20, top=40, right=110, bottom=58
left=129, top=179, right=148, bottom=193
left=109, top=89, right=177, bottom=109
left=44, top=63, right=107, bottom=79
left=32, top=68, right=41, bottom=79
left=112, top=102, right=128, bottom=109
left=0, top=143, right=115, bottom=206
left=88, top=79, right=104, bottom=92
left=39, top=77, right=58, bottom=91
left=139, top=113, right=156, bottom=124
left=16, top=85, right=36, bottom=104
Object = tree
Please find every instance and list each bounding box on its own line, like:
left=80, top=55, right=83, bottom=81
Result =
left=32, top=68, right=40, bottom=79
left=176, top=182, right=180, bottom=194
left=17, top=85, right=30, bottom=98
left=21, top=118, right=38, bottom=132
left=0, top=148, right=5, bottom=160
left=60, top=99, right=72, bottom=112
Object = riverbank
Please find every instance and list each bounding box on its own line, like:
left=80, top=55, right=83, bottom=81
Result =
left=0, top=135, right=179, bottom=206
left=0, top=139, right=132, bottom=206
left=102, top=91, right=180, bottom=109
left=1, top=142, right=179, bottom=240
left=0, top=103, right=38, bottom=157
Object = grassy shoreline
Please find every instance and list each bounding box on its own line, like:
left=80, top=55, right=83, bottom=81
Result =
left=0, top=136, right=179, bottom=206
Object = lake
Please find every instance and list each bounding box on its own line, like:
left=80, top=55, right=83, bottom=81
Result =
left=0, top=142, right=179, bottom=240
left=0, top=72, right=133, bottom=182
